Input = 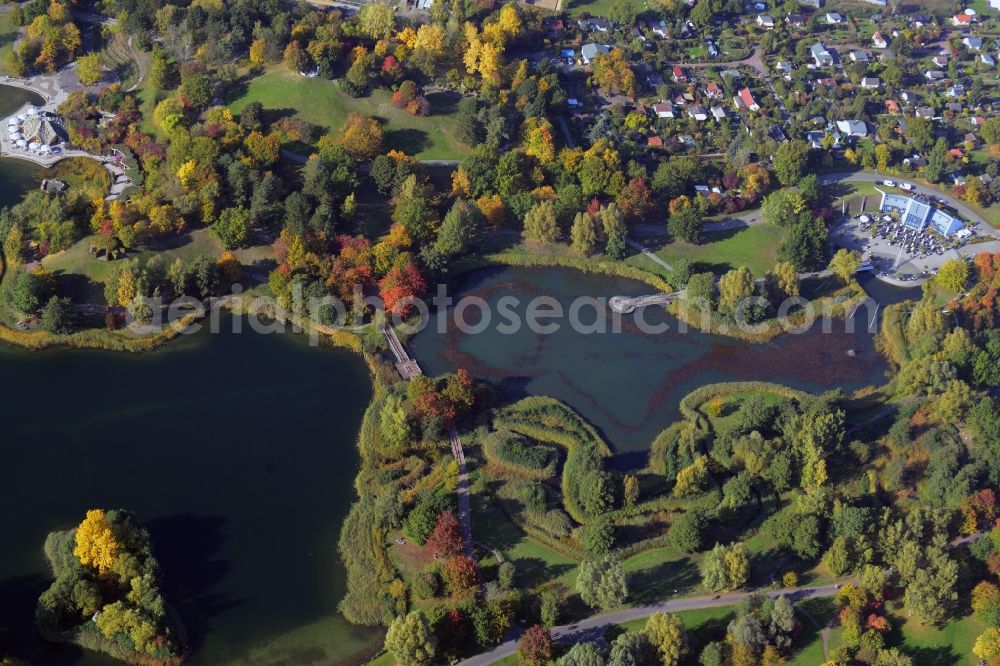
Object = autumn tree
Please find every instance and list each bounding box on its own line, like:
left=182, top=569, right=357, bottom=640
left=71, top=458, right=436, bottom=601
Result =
left=829, top=248, right=861, bottom=284
left=974, top=627, right=1000, bottom=661
left=75, top=52, right=103, bottom=86
left=937, top=258, right=969, bottom=293
left=441, top=555, right=478, bottom=597
left=385, top=610, right=437, bottom=665
left=591, top=48, right=636, bottom=97
left=701, top=542, right=749, bottom=591
left=718, top=266, right=754, bottom=314
left=426, top=511, right=464, bottom=558
left=523, top=200, right=559, bottom=243
left=769, top=261, right=800, bottom=298
left=338, top=114, right=384, bottom=162
left=74, top=509, right=119, bottom=574
left=356, top=1, right=396, bottom=39
left=522, top=117, right=556, bottom=165
left=518, top=625, right=553, bottom=665
left=571, top=212, right=597, bottom=256
left=623, top=474, right=640, bottom=507
left=646, top=612, right=687, bottom=666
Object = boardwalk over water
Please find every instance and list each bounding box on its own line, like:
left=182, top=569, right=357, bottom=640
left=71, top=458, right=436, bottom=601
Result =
left=381, top=323, right=474, bottom=558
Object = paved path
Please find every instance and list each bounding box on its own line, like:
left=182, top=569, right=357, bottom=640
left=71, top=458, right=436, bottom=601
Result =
left=449, top=427, right=474, bottom=560
left=457, top=582, right=845, bottom=666
left=626, top=236, right=672, bottom=272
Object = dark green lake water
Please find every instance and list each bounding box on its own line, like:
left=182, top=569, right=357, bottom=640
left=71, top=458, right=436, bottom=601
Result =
left=0, top=317, right=381, bottom=665
left=411, top=267, right=890, bottom=461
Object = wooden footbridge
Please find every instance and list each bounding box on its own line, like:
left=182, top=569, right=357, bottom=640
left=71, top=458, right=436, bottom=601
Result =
left=609, top=290, right=685, bottom=314
left=382, top=324, right=423, bottom=379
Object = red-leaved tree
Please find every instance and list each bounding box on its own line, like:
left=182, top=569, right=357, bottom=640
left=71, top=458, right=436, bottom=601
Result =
left=518, top=625, right=553, bottom=665
left=426, top=511, right=463, bottom=559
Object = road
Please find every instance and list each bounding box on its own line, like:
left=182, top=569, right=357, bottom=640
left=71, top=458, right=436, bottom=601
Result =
left=457, top=582, right=845, bottom=666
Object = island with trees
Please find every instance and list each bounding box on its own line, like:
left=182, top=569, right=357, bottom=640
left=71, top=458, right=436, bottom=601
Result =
left=35, top=509, right=184, bottom=664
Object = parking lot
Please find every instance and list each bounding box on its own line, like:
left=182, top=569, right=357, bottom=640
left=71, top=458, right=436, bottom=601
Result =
left=832, top=214, right=999, bottom=283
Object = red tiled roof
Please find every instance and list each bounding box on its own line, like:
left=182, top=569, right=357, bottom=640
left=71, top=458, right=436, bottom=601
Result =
left=738, top=87, right=756, bottom=107
left=647, top=136, right=663, bottom=147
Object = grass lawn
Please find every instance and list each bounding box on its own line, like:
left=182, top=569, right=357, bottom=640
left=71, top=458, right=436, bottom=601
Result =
left=565, top=0, right=626, bottom=17
left=43, top=229, right=275, bottom=304
left=471, top=496, right=579, bottom=590
left=135, top=78, right=166, bottom=143
left=621, top=547, right=701, bottom=605
left=628, top=223, right=786, bottom=278
left=228, top=68, right=470, bottom=160
left=896, top=611, right=983, bottom=665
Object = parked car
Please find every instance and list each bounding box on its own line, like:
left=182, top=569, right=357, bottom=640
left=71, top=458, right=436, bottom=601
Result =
left=883, top=179, right=896, bottom=187
left=899, top=183, right=914, bottom=191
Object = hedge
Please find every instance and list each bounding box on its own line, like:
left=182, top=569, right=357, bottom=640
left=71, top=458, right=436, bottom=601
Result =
left=678, top=382, right=808, bottom=422
left=482, top=429, right=558, bottom=481
left=494, top=396, right=611, bottom=525
left=877, top=303, right=910, bottom=366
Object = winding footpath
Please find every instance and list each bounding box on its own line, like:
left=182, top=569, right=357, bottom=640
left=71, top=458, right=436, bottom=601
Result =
left=457, top=582, right=845, bottom=666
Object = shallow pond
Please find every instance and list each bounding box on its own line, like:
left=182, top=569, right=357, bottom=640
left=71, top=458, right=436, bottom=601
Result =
left=410, top=267, right=891, bottom=459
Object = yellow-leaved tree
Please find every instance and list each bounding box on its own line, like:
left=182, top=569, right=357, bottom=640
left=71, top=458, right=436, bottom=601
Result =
left=74, top=509, right=119, bottom=574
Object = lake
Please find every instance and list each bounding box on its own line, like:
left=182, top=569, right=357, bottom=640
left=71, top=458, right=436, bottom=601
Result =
left=411, top=267, right=891, bottom=460
left=0, top=316, right=381, bottom=665
left=1, top=86, right=50, bottom=208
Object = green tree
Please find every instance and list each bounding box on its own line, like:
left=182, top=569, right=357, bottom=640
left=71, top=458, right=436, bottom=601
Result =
left=611, top=0, right=642, bottom=24
left=668, top=207, right=703, bottom=244
left=75, top=52, right=103, bottom=86
left=385, top=610, right=437, bottom=665
left=823, top=536, right=851, bottom=576
left=576, top=555, right=628, bottom=610
left=761, top=189, right=805, bottom=227
left=609, top=631, right=655, bottom=666
left=435, top=199, right=483, bottom=257
left=380, top=393, right=412, bottom=451
left=645, top=612, right=687, bottom=666
left=829, top=248, right=861, bottom=283
left=701, top=542, right=749, bottom=591
left=773, top=140, right=810, bottom=186
left=558, top=642, right=606, bottom=666
left=925, top=138, right=948, bottom=184
left=936, top=379, right=974, bottom=422
left=357, top=1, right=396, bottom=39
left=9, top=269, right=55, bottom=314
left=579, top=517, right=614, bottom=557
left=3, top=222, right=26, bottom=266
left=601, top=204, right=628, bottom=259
left=669, top=509, right=705, bottom=553
left=523, top=200, right=559, bottom=243
left=906, top=117, right=934, bottom=152
left=213, top=207, right=252, bottom=250
left=41, top=296, right=75, bottom=334
left=571, top=212, right=597, bottom=256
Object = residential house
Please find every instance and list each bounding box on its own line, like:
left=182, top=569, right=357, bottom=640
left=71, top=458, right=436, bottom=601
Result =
left=589, top=18, right=613, bottom=32
left=711, top=106, right=727, bottom=120
left=811, top=43, right=834, bottom=67
left=757, top=14, right=775, bottom=28
left=861, top=77, right=881, bottom=89
left=864, top=0, right=887, bottom=6
left=775, top=61, right=793, bottom=74
left=647, top=135, right=664, bottom=148
left=705, top=82, right=724, bottom=100
left=649, top=20, right=669, bottom=38
left=983, top=53, right=997, bottom=67
left=851, top=51, right=870, bottom=63
left=688, top=106, right=709, bottom=121
left=733, top=87, right=760, bottom=111
left=932, top=55, right=948, bottom=68
left=672, top=65, right=689, bottom=83
left=706, top=41, right=719, bottom=58
left=972, top=116, right=988, bottom=126
left=925, top=70, right=946, bottom=81
left=806, top=128, right=842, bottom=148
left=646, top=73, right=665, bottom=88
left=964, top=37, right=984, bottom=51
left=964, top=132, right=979, bottom=145
left=911, top=14, right=930, bottom=27
left=951, top=12, right=973, bottom=26
left=580, top=43, right=609, bottom=65
left=872, top=32, right=888, bottom=49
left=679, top=134, right=696, bottom=148
left=948, top=84, right=966, bottom=97
left=826, top=12, right=844, bottom=23
left=801, top=0, right=823, bottom=8
left=815, top=77, right=837, bottom=88
left=653, top=101, right=675, bottom=118
left=787, top=13, right=805, bottom=27
left=836, top=119, right=868, bottom=137
left=914, top=106, right=935, bottom=118
left=769, top=125, right=789, bottom=142
left=885, top=99, right=900, bottom=114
